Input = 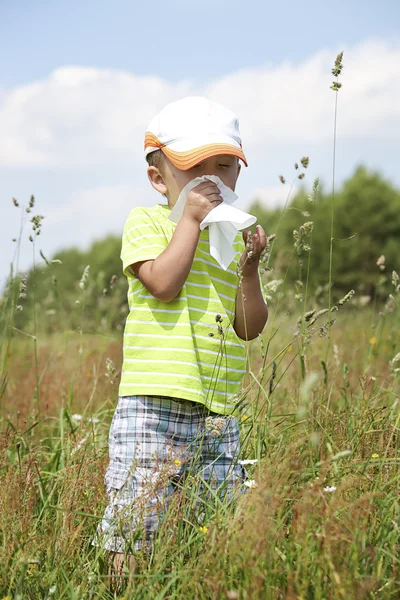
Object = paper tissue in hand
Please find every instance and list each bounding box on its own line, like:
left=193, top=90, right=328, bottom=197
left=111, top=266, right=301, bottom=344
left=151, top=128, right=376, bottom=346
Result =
left=168, top=175, right=256, bottom=270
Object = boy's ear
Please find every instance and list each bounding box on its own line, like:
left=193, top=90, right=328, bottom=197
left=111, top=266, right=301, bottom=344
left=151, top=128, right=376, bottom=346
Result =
left=147, top=166, right=168, bottom=196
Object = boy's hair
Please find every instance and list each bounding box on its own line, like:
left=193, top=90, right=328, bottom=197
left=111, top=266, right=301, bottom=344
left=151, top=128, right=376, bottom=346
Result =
left=146, top=149, right=164, bottom=171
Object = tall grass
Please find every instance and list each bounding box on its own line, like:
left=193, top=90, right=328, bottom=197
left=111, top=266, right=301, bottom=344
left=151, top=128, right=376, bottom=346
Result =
left=1, top=311, right=399, bottom=598
left=1, top=52, right=400, bottom=599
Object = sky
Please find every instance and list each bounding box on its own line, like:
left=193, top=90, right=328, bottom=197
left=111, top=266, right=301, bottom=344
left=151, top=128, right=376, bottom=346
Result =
left=1, top=0, right=400, bottom=287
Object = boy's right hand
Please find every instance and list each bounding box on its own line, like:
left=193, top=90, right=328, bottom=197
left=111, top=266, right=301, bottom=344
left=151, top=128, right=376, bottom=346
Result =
left=182, top=180, right=223, bottom=224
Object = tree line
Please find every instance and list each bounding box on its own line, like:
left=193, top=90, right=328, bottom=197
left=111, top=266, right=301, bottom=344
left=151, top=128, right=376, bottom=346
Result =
left=6, top=166, right=400, bottom=334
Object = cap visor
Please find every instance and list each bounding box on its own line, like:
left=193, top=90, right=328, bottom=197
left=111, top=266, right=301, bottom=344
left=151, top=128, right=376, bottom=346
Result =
left=162, top=143, right=248, bottom=170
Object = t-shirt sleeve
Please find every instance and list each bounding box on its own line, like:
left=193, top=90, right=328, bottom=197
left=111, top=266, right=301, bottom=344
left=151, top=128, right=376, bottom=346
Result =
left=120, top=207, right=168, bottom=277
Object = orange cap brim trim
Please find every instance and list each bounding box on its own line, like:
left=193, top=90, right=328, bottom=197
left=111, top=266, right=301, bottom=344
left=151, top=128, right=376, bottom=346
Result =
left=145, top=132, right=248, bottom=169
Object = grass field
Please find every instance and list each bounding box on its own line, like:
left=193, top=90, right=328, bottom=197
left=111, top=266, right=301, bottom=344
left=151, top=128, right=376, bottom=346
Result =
left=1, top=295, right=400, bottom=598
left=2, top=50, right=400, bottom=599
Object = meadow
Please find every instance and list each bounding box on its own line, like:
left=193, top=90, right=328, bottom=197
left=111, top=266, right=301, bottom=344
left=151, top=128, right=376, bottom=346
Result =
left=1, top=254, right=400, bottom=599
left=1, top=52, right=400, bottom=599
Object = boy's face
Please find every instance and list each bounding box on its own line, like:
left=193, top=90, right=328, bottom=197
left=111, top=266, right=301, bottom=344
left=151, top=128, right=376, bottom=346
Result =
left=148, top=154, right=241, bottom=207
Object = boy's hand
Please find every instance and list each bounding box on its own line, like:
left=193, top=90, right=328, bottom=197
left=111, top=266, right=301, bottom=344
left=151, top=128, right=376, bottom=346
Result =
left=239, top=225, right=266, bottom=278
left=182, top=180, right=223, bottom=224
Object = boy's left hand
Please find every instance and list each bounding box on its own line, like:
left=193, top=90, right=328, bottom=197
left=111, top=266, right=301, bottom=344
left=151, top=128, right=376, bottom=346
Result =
left=239, top=225, right=266, bottom=277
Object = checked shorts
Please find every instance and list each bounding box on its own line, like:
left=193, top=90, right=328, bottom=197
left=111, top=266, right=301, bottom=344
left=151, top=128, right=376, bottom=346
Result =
left=96, top=395, right=246, bottom=552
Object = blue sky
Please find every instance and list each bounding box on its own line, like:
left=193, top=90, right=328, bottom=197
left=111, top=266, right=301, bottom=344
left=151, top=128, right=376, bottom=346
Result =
left=2, top=0, right=399, bottom=86
left=1, top=0, right=400, bottom=287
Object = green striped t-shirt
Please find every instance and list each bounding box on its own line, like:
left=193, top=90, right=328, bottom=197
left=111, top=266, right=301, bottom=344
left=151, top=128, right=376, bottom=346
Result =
left=118, top=203, right=246, bottom=415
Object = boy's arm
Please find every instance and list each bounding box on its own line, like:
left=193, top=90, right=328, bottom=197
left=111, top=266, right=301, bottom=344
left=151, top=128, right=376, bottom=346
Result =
left=234, top=226, right=268, bottom=341
left=132, top=180, right=222, bottom=302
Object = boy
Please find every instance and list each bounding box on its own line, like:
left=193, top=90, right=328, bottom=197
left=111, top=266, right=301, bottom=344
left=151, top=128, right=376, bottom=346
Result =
left=99, top=96, right=268, bottom=574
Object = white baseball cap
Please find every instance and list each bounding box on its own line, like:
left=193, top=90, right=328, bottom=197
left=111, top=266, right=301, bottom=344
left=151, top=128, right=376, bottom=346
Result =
left=144, top=96, right=248, bottom=170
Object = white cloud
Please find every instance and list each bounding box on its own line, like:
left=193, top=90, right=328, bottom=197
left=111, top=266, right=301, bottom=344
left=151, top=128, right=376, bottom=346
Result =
left=250, top=184, right=298, bottom=208
left=41, top=183, right=162, bottom=254
left=0, top=39, right=399, bottom=169
left=0, top=68, right=191, bottom=168
left=2, top=39, right=400, bottom=285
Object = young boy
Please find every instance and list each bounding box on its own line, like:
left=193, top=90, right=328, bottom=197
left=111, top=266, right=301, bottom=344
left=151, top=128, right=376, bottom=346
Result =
left=99, top=96, right=268, bottom=573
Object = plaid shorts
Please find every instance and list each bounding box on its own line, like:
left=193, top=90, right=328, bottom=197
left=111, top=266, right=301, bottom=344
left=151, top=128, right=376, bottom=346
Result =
left=96, top=395, right=245, bottom=552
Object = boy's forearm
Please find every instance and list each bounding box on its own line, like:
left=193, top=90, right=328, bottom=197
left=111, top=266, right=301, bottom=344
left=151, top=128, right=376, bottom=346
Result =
left=234, top=272, right=268, bottom=340
left=136, top=216, right=200, bottom=302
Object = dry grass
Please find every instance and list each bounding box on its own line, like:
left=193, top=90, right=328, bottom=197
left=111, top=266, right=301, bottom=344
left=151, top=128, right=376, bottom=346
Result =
left=1, top=307, right=399, bottom=598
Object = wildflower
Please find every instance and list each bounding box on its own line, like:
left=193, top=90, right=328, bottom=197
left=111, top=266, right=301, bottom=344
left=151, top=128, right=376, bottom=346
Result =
left=385, top=295, right=396, bottom=313
left=376, top=255, right=386, bottom=271
left=199, top=526, right=208, bottom=533
left=214, top=417, right=226, bottom=431
left=31, top=214, right=44, bottom=234
left=245, top=230, right=254, bottom=259
left=390, top=352, right=400, bottom=374
left=304, top=309, right=317, bottom=323
left=279, top=175, right=286, bottom=184
left=369, top=337, right=377, bottom=346
left=298, top=173, right=305, bottom=180
left=308, top=178, right=320, bottom=203
left=323, top=486, right=337, bottom=493
left=215, top=314, right=223, bottom=323
left=371, top=453, right=379, bottom=459
left=105, top=357, right=119, bottom=383
left=293, top=221, right=314, bottom=255
left=332, top=51, right=344, bottom=77
left=333, top=344, right=340, bottom=368
left=205, top=416, right=226, bottom=437
left=71, top=437, right=88, bottom=455
left=338, top=289, right=355, bottom=306
left=239, top=459, right=258, bottom=465
left=331, top=51, right=344, bottom=91
left=244, top=480, right=258, bottom=489
left=300, top=156, right=309, bottom=169
left=173, top=458, right=182, bottom=467
left=241, top=414, right=249, bottom=421
left=71, top=414, right=83, bottom=422
left=263, top=279, right=283, bottom=301
left=79, top=265, right=90, bottom=290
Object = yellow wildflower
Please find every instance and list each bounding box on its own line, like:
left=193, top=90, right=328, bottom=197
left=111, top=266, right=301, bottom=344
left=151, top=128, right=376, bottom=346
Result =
left=371, top=453, right=379, bottom=459
left=173, top=459, right=182, bottom=467
left=369, top=337, right=377, bottom=346
left=199, top=526, right=208, bottom=533
left=241, top=415, right=249, bottom=421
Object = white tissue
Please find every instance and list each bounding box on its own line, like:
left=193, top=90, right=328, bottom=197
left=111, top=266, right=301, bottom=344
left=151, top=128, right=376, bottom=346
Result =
left=168, top=175, right=256, bottom=270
